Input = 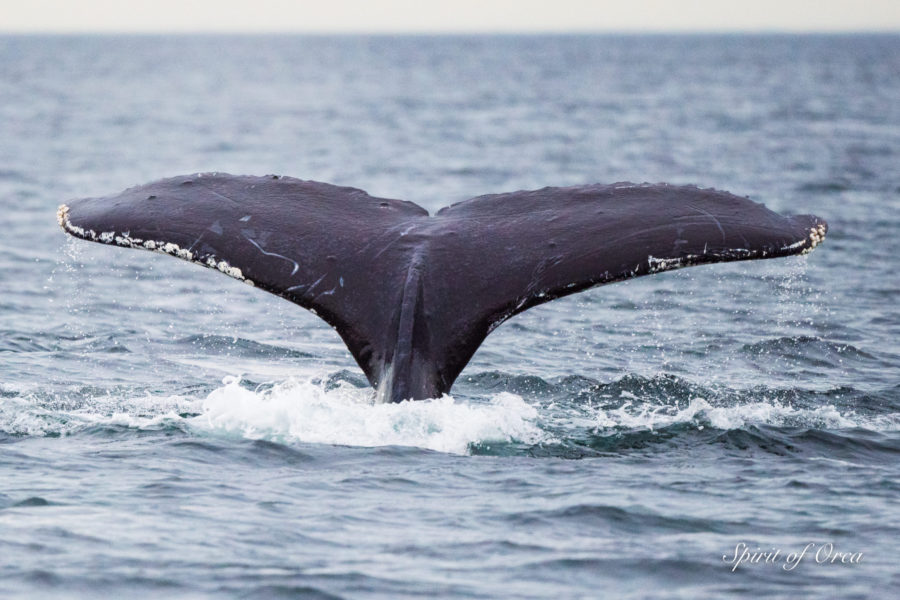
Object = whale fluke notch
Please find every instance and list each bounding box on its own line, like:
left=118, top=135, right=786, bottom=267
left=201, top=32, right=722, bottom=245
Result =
left=58, top=173, right=827, bottom=402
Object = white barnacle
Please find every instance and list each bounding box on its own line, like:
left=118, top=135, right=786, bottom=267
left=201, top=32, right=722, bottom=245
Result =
left=57, top=204, right=89, bottom=239
left=215, top=260, right=245, bottom=280
left=802, top=223, right=827, bottom=254
left=99, top=231, right=114, bottom=243
left=647, top=255, right=683, bottom=273
left=56, top=204, right=69, bottom=229
left=157, top=242, right=192, bottom=261
left=781, top=239, right=807, bottom=252
left=143, top=240, right=157, bottom=250
left=115, top=235, right=137, bottom=247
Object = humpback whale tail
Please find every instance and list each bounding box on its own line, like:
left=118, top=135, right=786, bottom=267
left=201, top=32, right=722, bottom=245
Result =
left=58, top=174, right=827, bottom=402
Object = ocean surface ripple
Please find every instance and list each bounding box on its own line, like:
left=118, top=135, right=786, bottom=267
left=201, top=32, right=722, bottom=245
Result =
left=1, top=34, right=898, bottom=598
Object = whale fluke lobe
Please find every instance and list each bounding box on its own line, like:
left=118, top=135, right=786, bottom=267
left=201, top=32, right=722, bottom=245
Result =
left=59, top=174, right=827, bottom=402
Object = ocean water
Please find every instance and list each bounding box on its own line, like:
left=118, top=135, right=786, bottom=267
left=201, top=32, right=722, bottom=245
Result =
left=1, top=34, right=899, bottom=598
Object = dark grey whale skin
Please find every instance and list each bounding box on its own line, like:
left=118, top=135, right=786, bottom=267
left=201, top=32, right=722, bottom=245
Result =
left=58, top=173, right=828, bottom=402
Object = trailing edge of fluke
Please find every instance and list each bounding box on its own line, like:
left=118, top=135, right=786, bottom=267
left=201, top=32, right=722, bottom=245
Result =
left=58, top=173, right=827, bottom=402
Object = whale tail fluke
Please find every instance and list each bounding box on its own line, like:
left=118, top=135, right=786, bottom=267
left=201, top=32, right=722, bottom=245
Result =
left=59, top=174, right=827, bottom=402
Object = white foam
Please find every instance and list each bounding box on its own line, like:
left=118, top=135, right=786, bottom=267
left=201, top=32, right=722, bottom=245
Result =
left=190, top=376, right=548, bottom=454
left=1, top=377, right=547, bottom=454
left=588, top=396, right=898, bottom=432
left=5, top=375, right=897, bottom=452
left=0, top=392, right=197, bottom=437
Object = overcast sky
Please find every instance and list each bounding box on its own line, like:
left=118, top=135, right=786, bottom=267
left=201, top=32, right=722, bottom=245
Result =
left=1, top=0, right=898, bottom=33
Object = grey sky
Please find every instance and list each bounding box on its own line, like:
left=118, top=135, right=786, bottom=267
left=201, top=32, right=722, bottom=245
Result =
left=1, top=0, right=898, bottom=33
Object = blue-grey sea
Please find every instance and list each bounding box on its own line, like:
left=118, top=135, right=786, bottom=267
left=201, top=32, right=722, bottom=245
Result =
left=1, top=34, right=899, bottom=598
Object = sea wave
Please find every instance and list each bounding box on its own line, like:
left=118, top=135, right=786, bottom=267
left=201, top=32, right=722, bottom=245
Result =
left=1, top=372, right=898, bottom=457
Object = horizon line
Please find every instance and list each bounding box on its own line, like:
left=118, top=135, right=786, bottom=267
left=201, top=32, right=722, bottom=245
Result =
left=2, top=28, right=899, bottom=36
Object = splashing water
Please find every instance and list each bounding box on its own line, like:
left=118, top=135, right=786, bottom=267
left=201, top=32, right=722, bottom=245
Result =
left=192, top=376, right=549, bottom=454
left=4, top=372, right=898, bottom=456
